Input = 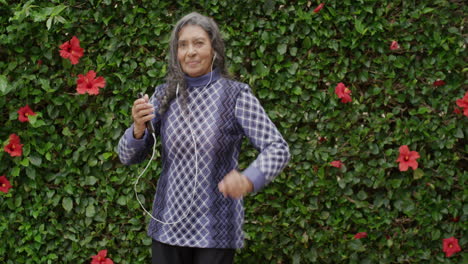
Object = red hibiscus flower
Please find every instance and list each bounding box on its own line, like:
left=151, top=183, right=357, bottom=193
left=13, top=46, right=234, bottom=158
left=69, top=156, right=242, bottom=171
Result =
left=77, top=70, right=106, bottom=95
left=0, top=175, right=12, bottom=193
left=354, top=232, right=367, bottom=239
left=335, top=82, right=352, bottom=103
left=456, top=91, right=468, bottom=117
left=330, top=160, right=343, bottom=168
left=442, top=237, right=461, bottom=257
left=313, top=3, right=325, bottom=13
left=390, top=40, right=400, bottom=50
left=91, top=249, right=114, bottom=264
left=59, top=36, right=84, bottom=65
left=433, top=80, right=445, bottom=86
left=17, top=105, right=37, bottom=123
left=4, top=134, right=23, bottom=157
left=453, top=107, right=462, bottom=115
left=396, top=145, right=420, bottom=171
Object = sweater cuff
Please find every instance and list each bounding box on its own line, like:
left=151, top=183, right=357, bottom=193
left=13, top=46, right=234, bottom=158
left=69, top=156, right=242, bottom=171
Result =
left=124, top=123, right=149, bottom=146
left=243, top=165, right=265, bottom=193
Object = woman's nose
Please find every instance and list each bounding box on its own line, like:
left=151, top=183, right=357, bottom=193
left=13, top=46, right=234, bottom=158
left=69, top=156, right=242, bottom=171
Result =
left=188, top=44, right=196, bottom=56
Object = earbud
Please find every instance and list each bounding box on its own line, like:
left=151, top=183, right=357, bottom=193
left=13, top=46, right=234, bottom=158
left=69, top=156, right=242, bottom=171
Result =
left=213, top=52, right=217, bottom=62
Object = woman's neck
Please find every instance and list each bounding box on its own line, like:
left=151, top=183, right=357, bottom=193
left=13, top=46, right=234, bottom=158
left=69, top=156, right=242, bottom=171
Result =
left=184, top=68, right=220, bottom=87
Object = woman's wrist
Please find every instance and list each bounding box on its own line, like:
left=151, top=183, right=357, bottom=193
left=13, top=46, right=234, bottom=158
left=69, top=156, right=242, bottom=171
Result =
left=242, top=174, right=254, bottom=193
left=133, top=125, right=145, bottom=139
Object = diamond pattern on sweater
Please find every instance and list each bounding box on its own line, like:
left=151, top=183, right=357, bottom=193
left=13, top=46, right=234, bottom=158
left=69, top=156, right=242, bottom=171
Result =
left=155, top=81, right=222, bottom=247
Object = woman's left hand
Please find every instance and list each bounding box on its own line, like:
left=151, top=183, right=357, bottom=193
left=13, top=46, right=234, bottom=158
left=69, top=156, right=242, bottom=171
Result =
left=218, top=170, right=254, bottom=199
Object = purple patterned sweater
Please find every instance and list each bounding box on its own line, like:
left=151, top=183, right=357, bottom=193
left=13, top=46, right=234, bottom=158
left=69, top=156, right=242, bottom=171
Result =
left=118, top=69, right=290, bottom=249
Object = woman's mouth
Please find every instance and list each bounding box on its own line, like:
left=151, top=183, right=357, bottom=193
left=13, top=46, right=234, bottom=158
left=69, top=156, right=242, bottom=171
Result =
left=187, top=61, right=199, bottom=66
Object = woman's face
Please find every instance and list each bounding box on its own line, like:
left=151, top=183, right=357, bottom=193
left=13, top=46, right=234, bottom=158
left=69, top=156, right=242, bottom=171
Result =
left=177, top=25, right=214, bottom=77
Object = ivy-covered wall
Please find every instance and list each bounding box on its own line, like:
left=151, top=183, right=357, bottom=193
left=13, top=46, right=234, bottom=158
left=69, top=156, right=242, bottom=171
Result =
left=1, top=0, right=466, bottom=263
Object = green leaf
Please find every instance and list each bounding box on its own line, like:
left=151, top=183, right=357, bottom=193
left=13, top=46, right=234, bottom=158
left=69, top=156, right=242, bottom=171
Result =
left=355, top=19, right=367, bottom=35
left=454, top=128, right=464, bottom=138
left=387, top=239, right=393, bottom=247
left=292, top=253, right=301, bottom=264
left=26, top=167, right=36, bottom=180
left=147, top=70, right=158, bottom=78
left=113, top=73, right=126, bottom=83
left=88, top=157, right=98, bottom=167
left=85, top=176, right=98, bottom=186
left=421, top=7, right=435, bottom=14
left=20, top=158, right=29, bottom=166
left=117, top=196, right=127, bottom=206
left=28, top=114, right=38, bottom=124
left=417, top=107, right=430, bottom=114
left=303, top=37, right=312, bottom=49
left=255, top=61, right=269, bottom=77
left=28, top=112, right=44, bottom=127
left=357, top=190, right=368, bottom=200
left=413, top=168, right=424, bottom=180
left=287, top=63, right=299, bottom=75
left=62, top=127, right=72, bottom=137
left=62, top=197, right=73, bottom=212
left=28, top=155, right=42, bottom=166
left=277, top=44, right=287, bottom=55
left=292, top=86, right=302, bottom=95
left=86, top=204, right=96, bottom=218
left=46, top=17, right=52, bottom=30
left=55, top=15, right=66, bottom=24
left=145, top=57, right=156, bottom=67
left=290, top=47, right=297, bottom=56
left=10, top=167, right=20, bottom=177
left=0, top=75, right=11, bottom=94
left=348, top=239, right=365, bottom=252
left=39, top=78, right=53, bottom=92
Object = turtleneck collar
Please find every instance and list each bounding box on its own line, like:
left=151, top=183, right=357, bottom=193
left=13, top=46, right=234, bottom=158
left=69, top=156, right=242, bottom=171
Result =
left=184, top=68, right=221, bottom=88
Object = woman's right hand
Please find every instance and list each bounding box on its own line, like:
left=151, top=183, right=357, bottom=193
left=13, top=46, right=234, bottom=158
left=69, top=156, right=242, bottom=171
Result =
left=132, top=94, right=155, bottom=139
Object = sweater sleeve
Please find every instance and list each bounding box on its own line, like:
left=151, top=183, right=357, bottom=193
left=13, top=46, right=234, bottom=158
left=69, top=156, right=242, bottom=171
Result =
left=118, top=89, right=162, bottom=165
left=235, top=85, right=290, bottom=192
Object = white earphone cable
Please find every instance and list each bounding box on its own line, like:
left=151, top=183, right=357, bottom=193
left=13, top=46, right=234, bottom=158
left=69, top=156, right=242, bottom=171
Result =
left=134, top=54, right=215, bottom=225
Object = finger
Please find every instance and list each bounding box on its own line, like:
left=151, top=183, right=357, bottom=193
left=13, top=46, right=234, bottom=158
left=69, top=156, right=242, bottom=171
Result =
left=133, top=116, right=155, bottom=128
left=228, top=190, right=242, bottom=199
left=229, top=178, right=248, bottom=199
left=223, top=180, right=242, bottom=199
left=133, top=111, right=154, bottom=125
left=134, top=102, right=154, bottom=112
left=132, top=106, right=152, bottom=119
left=218, top=181, right=227, bottom=197
left=134, top=107, right=155, bottom=118
left=133, top=98, right=149, bottom=106
left=137, top=114, right=155, bottom=123
left=133, top=106, right=154, bottom=120
left=219, top=170, right=242, bottom=198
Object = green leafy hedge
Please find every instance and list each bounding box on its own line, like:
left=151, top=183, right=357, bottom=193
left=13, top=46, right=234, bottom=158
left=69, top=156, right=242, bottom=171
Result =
left=1, top=0, right=466, bottom=263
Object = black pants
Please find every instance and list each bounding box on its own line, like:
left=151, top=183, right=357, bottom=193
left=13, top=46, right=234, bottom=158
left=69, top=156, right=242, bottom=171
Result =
left=152, top=240, right=235, bottom=264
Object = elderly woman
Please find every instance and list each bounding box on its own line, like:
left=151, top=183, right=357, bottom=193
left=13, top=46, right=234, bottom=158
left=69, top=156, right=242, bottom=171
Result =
left=118, top=12, right=290, bottom=264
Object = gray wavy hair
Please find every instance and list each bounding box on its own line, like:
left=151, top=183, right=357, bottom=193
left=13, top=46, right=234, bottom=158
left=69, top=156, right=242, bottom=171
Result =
left=158, top=12, right=229, bottom=114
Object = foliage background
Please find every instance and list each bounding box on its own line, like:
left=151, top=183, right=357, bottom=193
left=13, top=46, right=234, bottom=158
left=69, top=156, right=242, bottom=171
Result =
left=0, top=0, right=466, bottom=263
